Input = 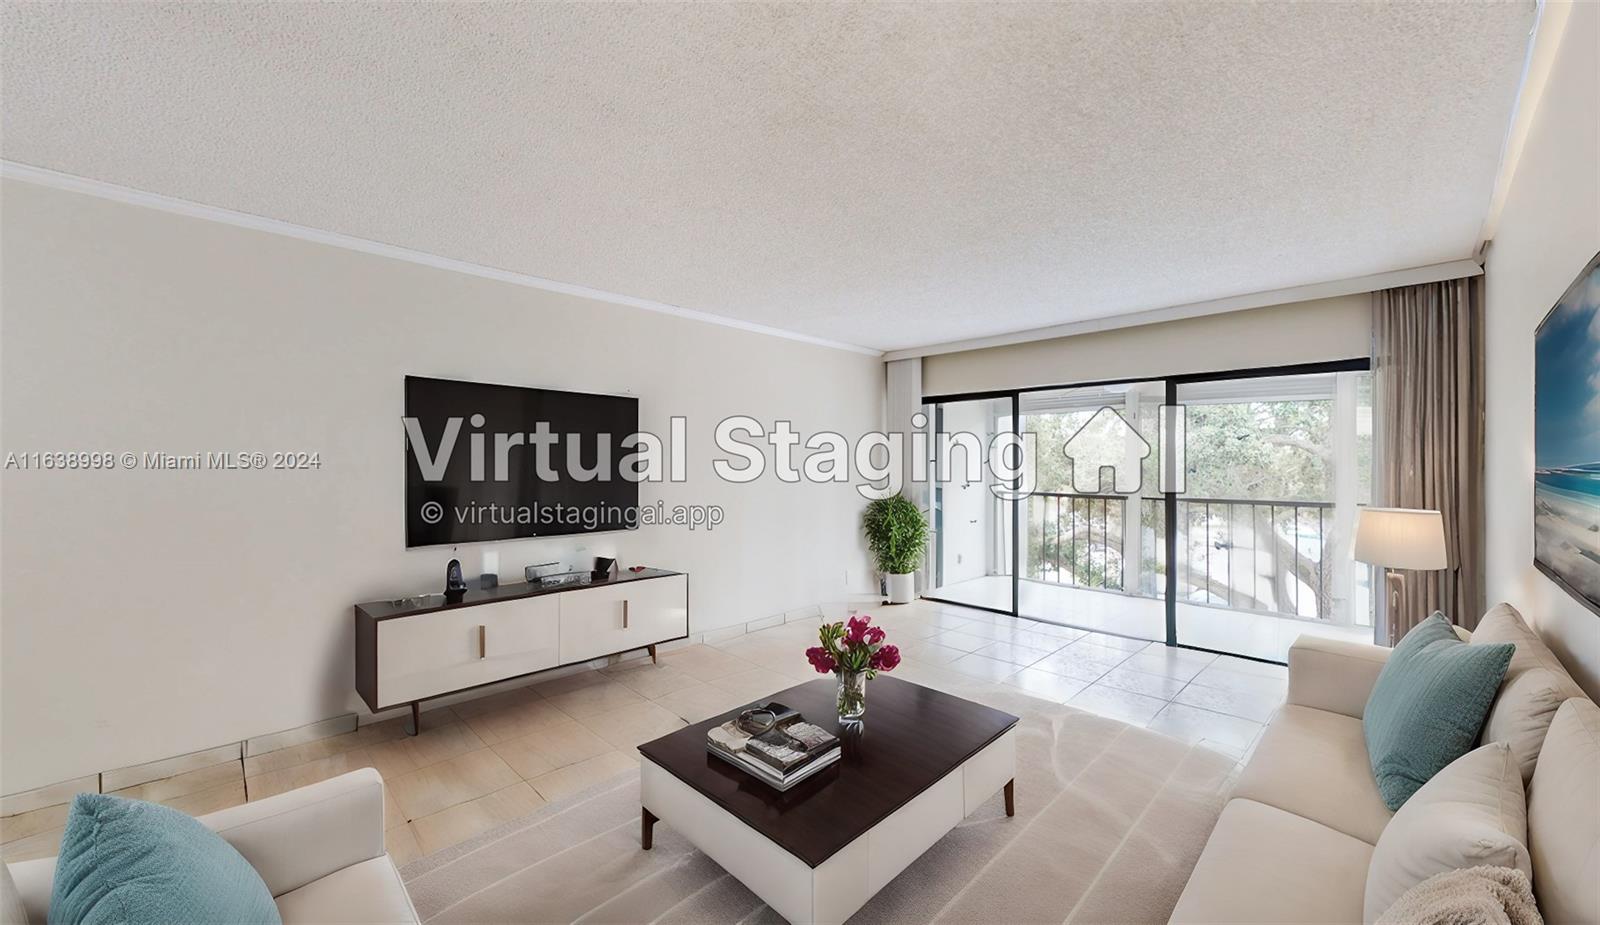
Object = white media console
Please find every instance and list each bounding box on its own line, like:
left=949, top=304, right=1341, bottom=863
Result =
left=355, top=568, right=688, bottom=733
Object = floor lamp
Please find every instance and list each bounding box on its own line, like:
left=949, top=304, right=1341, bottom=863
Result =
left=1354, top=507, right=1448, bottom=646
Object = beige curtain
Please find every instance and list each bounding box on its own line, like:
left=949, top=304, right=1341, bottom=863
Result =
left=1373, top=277, right=1485, bottom=640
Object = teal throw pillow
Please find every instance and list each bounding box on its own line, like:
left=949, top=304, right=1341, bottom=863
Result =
left=49, top=793, right=280, bottom=925
left=1364, top=612, right=1513, bottom=810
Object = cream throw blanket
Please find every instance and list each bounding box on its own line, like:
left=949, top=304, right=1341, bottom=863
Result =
left=1376, top=867, right=1543, bottom=925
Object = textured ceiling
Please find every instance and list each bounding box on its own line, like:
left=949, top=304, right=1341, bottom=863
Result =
left=1, top=2, right=1535, bottom=352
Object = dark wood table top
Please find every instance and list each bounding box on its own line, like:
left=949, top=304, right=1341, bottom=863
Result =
left=355, top=567, right=681, bottom=621
left=636, top=675, right=1019, bottom=868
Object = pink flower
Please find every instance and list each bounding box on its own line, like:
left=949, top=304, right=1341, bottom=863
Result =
left=805, top=646, right=837, bottom=674
left=844, top=615, right=871, bottom=646
left=865, top=626, right=885, bottom=645
left=870, top=644, right=901, bottom=672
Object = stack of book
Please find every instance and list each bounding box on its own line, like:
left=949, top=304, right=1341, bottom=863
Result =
left=705, top=702, right=840, bottom=791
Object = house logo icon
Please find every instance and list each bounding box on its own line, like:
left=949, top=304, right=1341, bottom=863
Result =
left=1062, top=407, right=1151, bottom=494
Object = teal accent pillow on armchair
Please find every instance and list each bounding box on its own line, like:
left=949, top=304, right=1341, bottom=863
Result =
left=49, top=793, right=280, bottom=925
left=1364, top=613, right=1514, bottom=810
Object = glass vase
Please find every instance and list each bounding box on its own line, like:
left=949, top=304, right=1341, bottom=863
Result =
left=836, top=669, right=867, bottom=721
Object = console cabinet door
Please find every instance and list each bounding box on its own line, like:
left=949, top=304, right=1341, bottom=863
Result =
left=621, top=574, right=689, bottom=647
left=377, top=595, right=559, bottom=707
left=558, top=584, right=631, bottom=664
left=559, top=575, right=687, bottom=663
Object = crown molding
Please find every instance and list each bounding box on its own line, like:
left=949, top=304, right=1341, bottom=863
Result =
left=3, top=161, right=1490, bottom=365
left=882, top=258, right=1484, bottom=362
left=0, top=160, right=884, bottom=358
left=1476, top=0, right=1568, bottom=251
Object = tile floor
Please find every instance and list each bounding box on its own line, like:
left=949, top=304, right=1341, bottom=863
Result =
left=930, top=574, right=1371, bottom=662
left=887, top=600, right=1286, bottom=760
left=0, top=597, right=1286, bottom=866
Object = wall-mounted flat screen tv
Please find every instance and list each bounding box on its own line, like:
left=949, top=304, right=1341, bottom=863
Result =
left=1534, top=251, right=1600, bottom=616
left=404, top=375, right=640, bottom=547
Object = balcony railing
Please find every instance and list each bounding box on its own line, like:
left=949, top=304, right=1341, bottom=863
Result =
left=1031, top=492, right=1136, bottom=593
left=1026, top=491, right=1337, bottom=621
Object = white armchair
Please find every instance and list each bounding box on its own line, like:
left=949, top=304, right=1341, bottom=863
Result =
left=4, top=768, right=417, bottom=924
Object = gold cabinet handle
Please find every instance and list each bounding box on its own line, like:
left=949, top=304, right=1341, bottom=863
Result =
left=478, top=625, right=487, bottom=659
left=623, top=600, right=629, bottom=629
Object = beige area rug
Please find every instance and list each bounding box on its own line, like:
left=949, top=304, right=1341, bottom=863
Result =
left=400, top=683, right=1237, bottom=924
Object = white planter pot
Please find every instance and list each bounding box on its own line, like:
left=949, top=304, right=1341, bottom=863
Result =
left=885, top=573, right=915, bottom=604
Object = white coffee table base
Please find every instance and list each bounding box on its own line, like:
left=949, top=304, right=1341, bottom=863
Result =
left=640, top=727, right=1016, bottom=925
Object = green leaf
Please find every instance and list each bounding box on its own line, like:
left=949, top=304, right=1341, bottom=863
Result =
left=862, top=493, right=929, bottom=575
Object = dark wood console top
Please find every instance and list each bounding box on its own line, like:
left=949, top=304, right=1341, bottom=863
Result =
left=637, top=676, right=1018, bottom=868
left=355, top=567, right=682, bottom=621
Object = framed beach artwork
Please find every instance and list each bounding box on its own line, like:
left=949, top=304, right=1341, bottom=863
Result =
left=1534, top=250, right=1600, bottom=616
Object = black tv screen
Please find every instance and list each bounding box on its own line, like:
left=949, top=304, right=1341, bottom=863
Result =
left=404, top=376, right=640, bottom=547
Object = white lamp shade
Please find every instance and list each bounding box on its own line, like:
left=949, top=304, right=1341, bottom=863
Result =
left=1354, top=507, right=1448, bottom=570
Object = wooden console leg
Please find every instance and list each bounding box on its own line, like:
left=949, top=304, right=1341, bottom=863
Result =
left=641, top=807, right=657, bottom=849
left=648, top=644, right=658, bottom=665
left=1004, top=779, right=1015, bottom=817
left=407, top=701, right=421, bottom=737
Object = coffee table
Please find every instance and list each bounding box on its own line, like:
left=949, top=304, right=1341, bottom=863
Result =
left=637, top=676, right=1019, bottom=925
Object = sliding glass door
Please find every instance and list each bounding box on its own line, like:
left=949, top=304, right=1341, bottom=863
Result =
left=1015, top=382, right=1166, bottom=641
left=927, top=396, right=1014, bottom=614
left=1172, top=370, right=1375, bottom=660
left=920, top=360, right=1376, bottom=663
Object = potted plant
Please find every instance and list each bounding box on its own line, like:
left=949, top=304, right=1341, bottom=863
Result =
left=805, top=614, right=900, bottom=720
left=862, top=493, right=929, bottom=604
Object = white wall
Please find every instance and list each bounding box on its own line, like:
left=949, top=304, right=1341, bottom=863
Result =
left=0, top=179, right=884, bottom=793
left=922, top=294, right=1371, bottom=396
left=1484, top=1, right=1600, bottom=699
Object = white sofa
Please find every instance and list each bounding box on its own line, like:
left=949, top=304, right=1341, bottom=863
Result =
left=1171, top=609, right=1598, bottom=924
left=3, top=767, right=418, bottom=925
